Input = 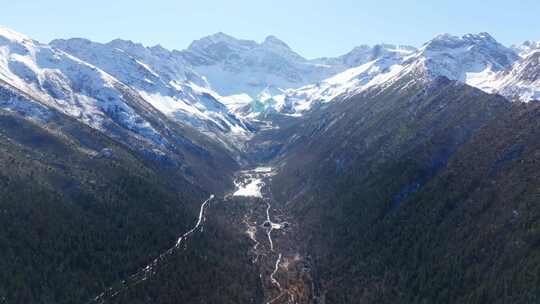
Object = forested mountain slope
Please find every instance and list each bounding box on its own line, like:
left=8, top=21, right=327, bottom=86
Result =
left=2, top=24, right=540, bottom=304
left=0, top=88, right=257, bottom=304
left=266, top=76, right=540, bottom=303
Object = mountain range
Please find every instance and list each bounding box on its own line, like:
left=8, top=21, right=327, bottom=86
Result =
left=1, top=25, right=540, bottom=304
left=3, top=26, right=538, bottom=135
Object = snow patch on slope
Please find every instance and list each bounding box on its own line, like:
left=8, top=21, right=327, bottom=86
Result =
left=257, top=33, right=538, bottom=116
left=51, top=37, right=252, bottom=147
left=0, top=25, right=175, bottom=155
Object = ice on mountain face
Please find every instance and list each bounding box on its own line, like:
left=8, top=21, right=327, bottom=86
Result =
left=227, top=87, right=290, bottom=119
left=464, top=68, right=499, bottom=93
left=510, top=52, right=540, bottom=83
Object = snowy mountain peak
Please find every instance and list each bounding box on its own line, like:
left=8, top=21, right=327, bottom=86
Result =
left=342, top=45, right=371, bottom=56
left=463, top=32, right=497, bottom=43
left=522, top=40, right=540, bottom=48
left=409, top=32, right=519, bottom=83
left=4, top=25, right=540, bottom=130
left=375, top=43, right=417, bottom=52
left=258, top=33, right=534, bottom=118
left=51, top=35, right=252, bottom=149
left=511, top=51, right=540, bottom=82
left=181, top=33, right=341, bottom=98
left=0, top=25, right=32, bottom=43
left=107, top=38, right=148, bottom=52
left=149, top=44, right=169, bottom=53
left=187, top=32, right=302, bottom=60
left=0, top=26, right=176, bottom=152
left=512, top=40, right=540, bottom=58
left=492, top=51, right=540, bottom=102
left=261, top=35, right=305, bottom=61
left=203, top=32, right=239, bottom=43
left=315, top=43, right=416, bottom=68
left=263, top=35, right=292, bottom=50
left=187, top=32, right=257, bottom=53
left=423, top=32, right=505, bottom=52
left=50, top=37, right=90, bottom=47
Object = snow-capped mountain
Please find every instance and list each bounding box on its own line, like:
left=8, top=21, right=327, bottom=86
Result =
left=512, top=40, right=540, bottom=58
left=314, top=43, right=417, bottom=67
left=50, top=37, right=251, bottom=149
left=0, top=26, right=169, bottom=150
left=179, top=34, right=419, bottom=115
left=0, top=24, right=257, bottom=190
left=274, top=45, right=416, bottom=115
left=228, top=44, right=417, bottom=117
left=250, top=33, right=540, bottom=116
left=179, top=33, right=345, bottom=98
left=3, top=25, right=540, bottom=138
left=492, top=51, right=540, bottom=101
left=60, top=31, right=523, bottom=120
left=404, top=34, right=539, bottom=102
left=402, top=33, right=518, bottom=86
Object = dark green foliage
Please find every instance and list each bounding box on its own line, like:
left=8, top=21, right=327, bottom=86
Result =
left=112, top=200, right=264, bottom=304
left=4, top=71, right=540, bottom=304
left=0, top=110, right=259, bottom=304
left=269, top=78, right=540, bottom=303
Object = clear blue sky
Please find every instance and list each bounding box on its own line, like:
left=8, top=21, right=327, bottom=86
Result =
left=3, top=0, right=539, bottom=58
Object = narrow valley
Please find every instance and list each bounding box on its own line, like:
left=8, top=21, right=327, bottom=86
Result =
left=90, top=165, right=318, bottom=304
left=229, top=167, right=319, bottom=304
left=2, top=12, right=540, bottom=303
